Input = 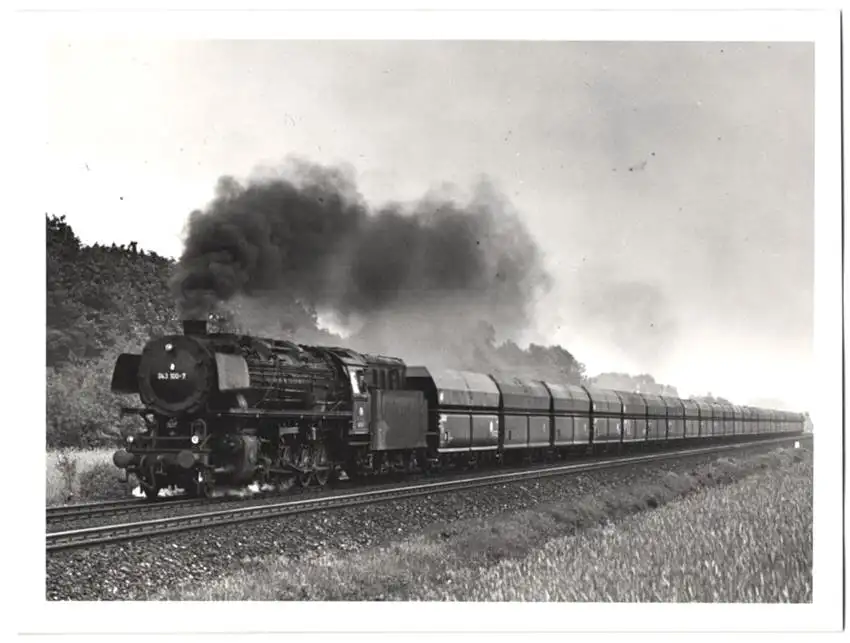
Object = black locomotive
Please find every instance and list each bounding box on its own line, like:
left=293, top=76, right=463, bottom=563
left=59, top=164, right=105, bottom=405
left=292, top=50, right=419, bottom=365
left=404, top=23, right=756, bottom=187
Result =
left=111, top=320, right=805, bottom=498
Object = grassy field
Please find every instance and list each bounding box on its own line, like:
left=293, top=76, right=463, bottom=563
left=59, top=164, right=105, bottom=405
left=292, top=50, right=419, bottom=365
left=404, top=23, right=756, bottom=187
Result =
left=46, top=448, right=127, bottom=505
left=428, top=457, right=812, bottom=602
left=162, top=443, right=812, bottom=602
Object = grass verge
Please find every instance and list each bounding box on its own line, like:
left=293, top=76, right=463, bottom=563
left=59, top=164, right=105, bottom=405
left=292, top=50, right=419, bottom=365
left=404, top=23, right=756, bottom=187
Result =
left=46, top=448, right=127, bottom=505
left=162, top=442, right=812, bottom=602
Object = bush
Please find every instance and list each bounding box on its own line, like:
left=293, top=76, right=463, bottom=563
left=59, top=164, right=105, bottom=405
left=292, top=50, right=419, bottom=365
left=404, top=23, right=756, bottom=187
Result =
left=78, top=460, right=127, bottom=501
left=46, top=348, right=140, bottom=449
left=46, top=448, right=120, bottom=504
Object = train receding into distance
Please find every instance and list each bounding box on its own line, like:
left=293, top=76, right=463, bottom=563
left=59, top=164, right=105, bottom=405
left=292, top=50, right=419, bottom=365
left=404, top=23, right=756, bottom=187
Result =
left=110, top=320, right=805, bottom=498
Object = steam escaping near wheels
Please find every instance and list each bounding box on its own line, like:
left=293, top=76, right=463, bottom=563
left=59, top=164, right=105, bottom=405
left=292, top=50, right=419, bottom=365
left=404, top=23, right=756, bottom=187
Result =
left=130, top=480, right=293, bottom=500
left=131, top=485, right=182, bottom=499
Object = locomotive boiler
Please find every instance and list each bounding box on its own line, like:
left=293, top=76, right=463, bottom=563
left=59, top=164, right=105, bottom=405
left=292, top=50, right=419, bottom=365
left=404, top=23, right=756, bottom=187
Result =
left=110, top=320, right=416, bottom=497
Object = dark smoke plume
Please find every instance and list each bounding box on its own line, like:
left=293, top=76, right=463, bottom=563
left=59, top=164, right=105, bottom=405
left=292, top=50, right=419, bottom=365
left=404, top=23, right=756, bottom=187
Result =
left=173, top=159, right=551, bottom=363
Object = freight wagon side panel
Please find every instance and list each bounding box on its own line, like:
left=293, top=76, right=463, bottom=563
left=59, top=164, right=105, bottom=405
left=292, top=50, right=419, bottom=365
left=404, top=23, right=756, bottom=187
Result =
left=438, top=413, right=471, bottom=451
left=733, top=406, right=744, bottom=435
left=574, top=416, right=590, bottom=444
left=722, top=406, right=735, bottom=436
left=544, top=381, right=591, bottom=446
left=552, top=416, right=574, bottom=445
left=584, top=386, right=622, bottom=444
left=743, top=407, right=755, bottom=435
left=621, top=418, right=637, bottom=442
left=696, top=401, right=712, bottom=438
left=682, top=399, right=700, bottom=438
left=645, top=418, right=663, bottom=441
left=503, top=415, right=528, bottom=449
left=490, top=375, right=550, bottom=450
left=641, top=393, right=667, bottom=441
left=615, top=390, right=647, bottom=443
left=406, top=365, right=500, bottom=453
left=662, top=397, right=685, bottom=439
left=528, top=415, right=550, bottom=448
left=593, top=417, right=620, bottom=443
left=553, top=415, right=591, bottom=445
left=471, top=414, right=499, bottom=450
left=710, top=403, right=723, bottom=437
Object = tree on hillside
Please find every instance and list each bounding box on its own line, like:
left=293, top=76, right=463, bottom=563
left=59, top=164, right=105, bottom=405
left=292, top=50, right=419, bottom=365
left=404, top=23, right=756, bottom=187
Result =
left=691, top=394, right=733, bottom=405
left=588, top=372, right=679, bottom=397
left=46, top=214, right=181, bottom=366
left=461, top=322, right=586, bottom=385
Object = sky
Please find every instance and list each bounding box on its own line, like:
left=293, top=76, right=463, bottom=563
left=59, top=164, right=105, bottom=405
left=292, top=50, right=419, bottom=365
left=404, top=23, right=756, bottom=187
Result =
left=43, top=39, right=814, bottom=410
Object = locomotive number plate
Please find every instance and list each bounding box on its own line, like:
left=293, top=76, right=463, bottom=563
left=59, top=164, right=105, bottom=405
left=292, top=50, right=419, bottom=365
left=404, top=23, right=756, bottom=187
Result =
left=157, top=372, right=187, bottom=381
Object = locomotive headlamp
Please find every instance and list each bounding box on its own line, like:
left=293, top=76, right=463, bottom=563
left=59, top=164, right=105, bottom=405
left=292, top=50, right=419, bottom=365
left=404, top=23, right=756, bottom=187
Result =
left=165, top=343, right=174, bottom=352
left=190, top=435, right=200, bottom=445
left=126, top=435, right=134, bottom=444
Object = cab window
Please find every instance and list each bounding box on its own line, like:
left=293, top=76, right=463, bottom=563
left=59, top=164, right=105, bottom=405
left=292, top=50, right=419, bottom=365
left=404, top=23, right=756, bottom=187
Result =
left=349, top=370, right=364, bottom=396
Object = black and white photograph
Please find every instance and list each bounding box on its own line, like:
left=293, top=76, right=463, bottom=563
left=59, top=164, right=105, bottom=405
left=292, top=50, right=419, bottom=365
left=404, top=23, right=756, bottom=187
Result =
left=11, top=4, right=843, bottom=639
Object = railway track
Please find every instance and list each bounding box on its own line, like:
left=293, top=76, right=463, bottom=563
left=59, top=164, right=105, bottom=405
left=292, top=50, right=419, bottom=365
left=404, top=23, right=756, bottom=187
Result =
left=45, top=487, right=304, bottom=527
left=45, top=434, right=796, bottom=528
left=45, top=434, right=807, bottom=552
left=46, top=495, right=197, bottom=524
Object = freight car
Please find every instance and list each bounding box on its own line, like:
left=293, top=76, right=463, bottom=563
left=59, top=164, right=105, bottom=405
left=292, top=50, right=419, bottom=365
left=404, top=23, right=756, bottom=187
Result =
left=111, top=321, right=805, bottom=497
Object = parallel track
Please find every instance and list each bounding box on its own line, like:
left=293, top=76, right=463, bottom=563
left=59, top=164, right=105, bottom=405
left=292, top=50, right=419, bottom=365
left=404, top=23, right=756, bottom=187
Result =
left=45, top=489, right=305, bottom=527
left=46, top=495, right=195, bottom=524
left=45, top=434, right=808, bottom=552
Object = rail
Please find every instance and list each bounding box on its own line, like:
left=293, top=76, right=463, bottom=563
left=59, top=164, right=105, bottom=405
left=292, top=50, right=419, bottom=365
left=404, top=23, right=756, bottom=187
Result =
left=45, top=434, right=808, bottom=552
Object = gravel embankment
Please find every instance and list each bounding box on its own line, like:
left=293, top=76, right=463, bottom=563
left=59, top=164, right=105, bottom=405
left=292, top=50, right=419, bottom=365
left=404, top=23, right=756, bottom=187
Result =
left=46, top=438, right=806, bottom=601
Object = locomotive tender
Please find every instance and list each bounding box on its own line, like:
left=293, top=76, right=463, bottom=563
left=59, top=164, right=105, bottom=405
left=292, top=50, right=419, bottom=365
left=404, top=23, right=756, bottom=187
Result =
left=111, top=320, right=805, bottom=498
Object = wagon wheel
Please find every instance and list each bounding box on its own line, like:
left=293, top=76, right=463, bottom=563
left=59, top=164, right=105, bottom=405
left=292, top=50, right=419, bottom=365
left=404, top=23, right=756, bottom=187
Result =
left=312, top=442, right=332, bottom=488
left=313, top=468, right=330, bottom=487
left=405, top=451, right=419, bottom=474
left=274, top=443, right=296, bottom=490
left=295, top=445, right=315, bottom=488
left=295, top=470, right=314, bottom=487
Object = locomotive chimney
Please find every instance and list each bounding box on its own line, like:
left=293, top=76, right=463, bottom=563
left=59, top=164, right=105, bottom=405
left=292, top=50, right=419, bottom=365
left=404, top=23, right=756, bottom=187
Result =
left=183, top=319, right=208, bottom=336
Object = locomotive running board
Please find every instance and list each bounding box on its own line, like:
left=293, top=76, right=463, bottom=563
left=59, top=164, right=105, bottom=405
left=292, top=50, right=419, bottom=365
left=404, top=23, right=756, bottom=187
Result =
left=118, top=407, right=353, bottom=420
left=214, top=409, right=354, bottom=420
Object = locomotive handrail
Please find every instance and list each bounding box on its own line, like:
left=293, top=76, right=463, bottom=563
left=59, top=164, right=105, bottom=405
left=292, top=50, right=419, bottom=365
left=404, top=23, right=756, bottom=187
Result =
left=213, top=409, right=353, bottom=419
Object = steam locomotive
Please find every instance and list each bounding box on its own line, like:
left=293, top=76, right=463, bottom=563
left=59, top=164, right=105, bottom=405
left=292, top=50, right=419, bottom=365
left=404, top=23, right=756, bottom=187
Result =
left=111, top=320, right=806, bottom=498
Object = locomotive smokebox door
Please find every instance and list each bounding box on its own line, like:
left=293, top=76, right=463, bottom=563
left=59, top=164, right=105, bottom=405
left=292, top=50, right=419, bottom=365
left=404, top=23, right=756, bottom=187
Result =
left=370, top=390, right=428, bottom=451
